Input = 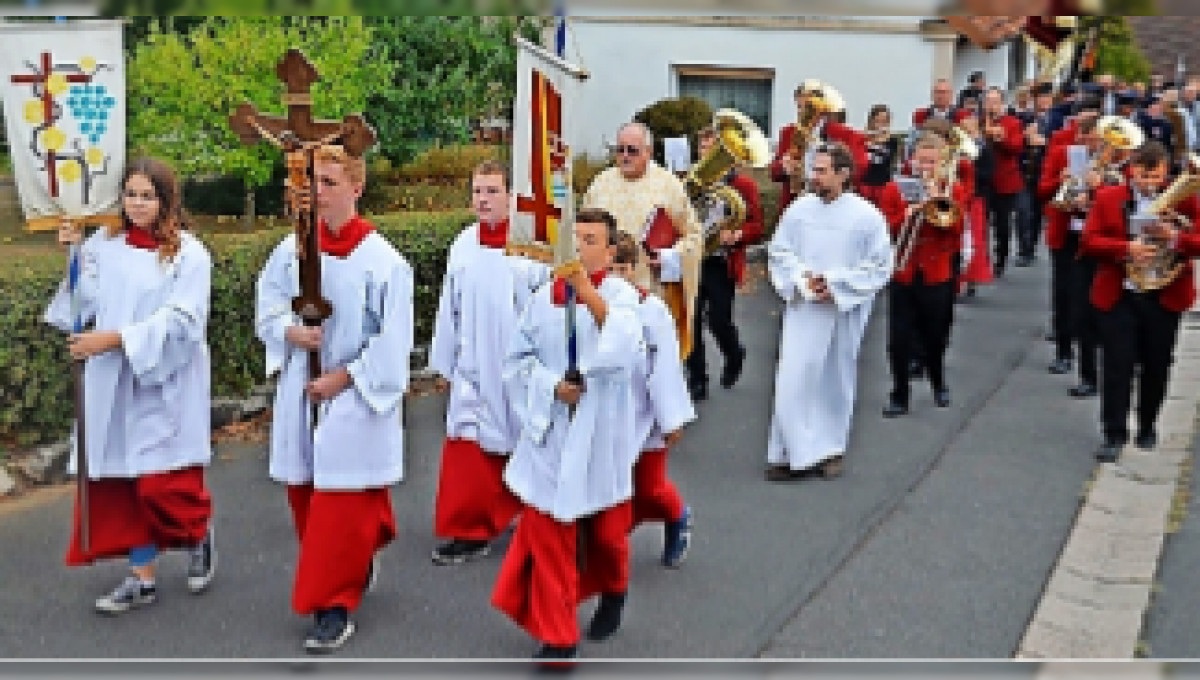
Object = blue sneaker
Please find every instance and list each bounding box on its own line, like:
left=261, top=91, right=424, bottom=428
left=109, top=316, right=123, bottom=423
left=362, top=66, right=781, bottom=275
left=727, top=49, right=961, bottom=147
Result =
left=662, top=506, right=693, bottom=568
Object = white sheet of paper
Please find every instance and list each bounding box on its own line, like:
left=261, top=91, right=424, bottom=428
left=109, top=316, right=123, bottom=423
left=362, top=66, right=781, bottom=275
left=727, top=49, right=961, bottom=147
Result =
left=1067, top=145, right=1089, bottom=179
left=664, top=137, right=691, bottom=172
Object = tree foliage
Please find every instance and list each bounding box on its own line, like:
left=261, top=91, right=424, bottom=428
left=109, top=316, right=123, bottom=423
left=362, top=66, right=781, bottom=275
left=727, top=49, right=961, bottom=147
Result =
left=1082, top=16, right=1153, bottom=84
left=125, top=16, right=391, bottom=189
left=363, top=16, right=542, bottom=164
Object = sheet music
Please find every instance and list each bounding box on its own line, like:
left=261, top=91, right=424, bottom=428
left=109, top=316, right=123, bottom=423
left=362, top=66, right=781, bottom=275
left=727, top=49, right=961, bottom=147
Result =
left=896, top=176, right=927, bottom=203
left=1066, top=145, right=1089, bottom=179
left=664, top=136, right=691, bottom=173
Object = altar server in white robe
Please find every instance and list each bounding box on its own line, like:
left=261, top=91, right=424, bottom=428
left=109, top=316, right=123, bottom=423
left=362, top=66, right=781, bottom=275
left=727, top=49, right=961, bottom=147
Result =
left=610, top=233, right=696, bottom=569
left=255, top=145, right=413, bottom=654
left=765, top=142, right=893, bottom=482
left=45, top=158, right=217, bottom=614
left=490, top=208, right=645, bottom=662
left=429, top=160, right=549, bottom=566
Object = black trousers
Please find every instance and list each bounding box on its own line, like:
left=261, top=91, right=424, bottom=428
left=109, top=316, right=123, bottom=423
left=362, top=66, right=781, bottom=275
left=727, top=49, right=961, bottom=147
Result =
left=1096, top=291, right=1182, bottom=442
left=686, top=255, right=741, bottom=386
left=1050, top=232, right=1099, bottom=386
left=1018, top=185, right=1042, bottom=259
left=887, top=273, right=955, bottom=403
left=987, top=191, right=1019, bottom=270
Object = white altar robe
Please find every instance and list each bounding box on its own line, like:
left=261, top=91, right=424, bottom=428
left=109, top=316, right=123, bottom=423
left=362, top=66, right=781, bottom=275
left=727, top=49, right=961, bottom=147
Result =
left=44, top=231, right=213, bottom=478
left=501, top=276, right=645, bottom=522
left=255, top=232, right=413, bottom=490
left=766, top=192, right=893, bottom=470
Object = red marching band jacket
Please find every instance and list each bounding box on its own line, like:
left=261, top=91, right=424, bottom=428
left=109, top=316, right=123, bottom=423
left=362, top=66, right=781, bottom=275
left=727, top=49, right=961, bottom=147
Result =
left=769, top=119, right=869, bottom=211
left=878, top=179, right=970, bottom=286
left=1080, top=183, right=1200, bottom=313
left=1040, top=143, right=1137, bottom=252
left=724, top=171, right=764, bottom=287
left=983, top=114, right=1026, bottom=195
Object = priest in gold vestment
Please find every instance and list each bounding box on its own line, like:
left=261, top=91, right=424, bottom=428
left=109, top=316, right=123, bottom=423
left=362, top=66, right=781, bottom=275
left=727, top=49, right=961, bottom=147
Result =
left=582, top=122, right=702, bottom=359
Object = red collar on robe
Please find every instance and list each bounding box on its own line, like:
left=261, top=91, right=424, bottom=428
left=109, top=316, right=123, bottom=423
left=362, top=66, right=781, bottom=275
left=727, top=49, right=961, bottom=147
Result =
left=552, top=269, right=608, bottom=306
left=478, top=219, right=509, bottom=249
left=320, top=215, right=374, bottom=257
left=125, top=225, right=160, bottom=251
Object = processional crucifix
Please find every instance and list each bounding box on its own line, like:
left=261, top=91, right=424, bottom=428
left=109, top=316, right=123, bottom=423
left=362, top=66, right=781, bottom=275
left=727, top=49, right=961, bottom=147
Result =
left=228, top=48, right=376, bottom=428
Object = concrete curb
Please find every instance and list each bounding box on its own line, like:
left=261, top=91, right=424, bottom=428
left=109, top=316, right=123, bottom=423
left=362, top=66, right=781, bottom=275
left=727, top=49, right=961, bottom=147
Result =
left=0, top=345, right=436, bottom=498
left=1016, top=315, right=1200, bottom=659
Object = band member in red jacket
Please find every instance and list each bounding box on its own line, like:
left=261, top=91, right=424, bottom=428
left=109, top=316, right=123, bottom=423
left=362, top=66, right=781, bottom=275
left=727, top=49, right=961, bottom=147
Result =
left=879, top=133, right=970, bottom=417
left=770, top=81, right=868, bottom=212
left=1039, top=115, right=1114, bottom=399
left=686, top=125, right=763, bottom=401
left=911, top=78, right=971, bottom=130
left=980, top=87, right=1026, bottom=277
left=1081, top=141, right=1200, bottom=462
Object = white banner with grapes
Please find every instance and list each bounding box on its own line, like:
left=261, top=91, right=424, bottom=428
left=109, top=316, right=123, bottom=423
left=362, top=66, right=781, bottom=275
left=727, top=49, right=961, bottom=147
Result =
left=0, top=20, right=125, bottom=222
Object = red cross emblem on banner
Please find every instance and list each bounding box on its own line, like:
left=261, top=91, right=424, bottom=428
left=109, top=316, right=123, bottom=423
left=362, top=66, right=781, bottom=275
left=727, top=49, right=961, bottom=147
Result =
left=10, top=51, right=94, bottom=198
left=516, top=70, right=567, bottom=243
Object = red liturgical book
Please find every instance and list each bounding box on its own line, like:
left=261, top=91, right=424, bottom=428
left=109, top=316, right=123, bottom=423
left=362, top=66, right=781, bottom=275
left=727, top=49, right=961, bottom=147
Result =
left=640, top=206, right=678, bottom=254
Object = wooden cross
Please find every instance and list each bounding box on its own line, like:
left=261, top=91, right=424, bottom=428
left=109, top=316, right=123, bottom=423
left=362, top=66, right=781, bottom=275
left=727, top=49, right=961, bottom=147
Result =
left=10, top=51, right=94, bottom=198
left=228, top=48, right=376, bottom=424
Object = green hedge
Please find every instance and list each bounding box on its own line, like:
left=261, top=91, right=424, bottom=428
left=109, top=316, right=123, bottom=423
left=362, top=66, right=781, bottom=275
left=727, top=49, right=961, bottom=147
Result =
left=0, top=210, right=471, bottom=449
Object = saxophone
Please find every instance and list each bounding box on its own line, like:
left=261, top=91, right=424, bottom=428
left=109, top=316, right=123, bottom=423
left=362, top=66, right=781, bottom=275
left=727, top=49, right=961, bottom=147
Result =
left=1127, top=154, right=1200, bottom=292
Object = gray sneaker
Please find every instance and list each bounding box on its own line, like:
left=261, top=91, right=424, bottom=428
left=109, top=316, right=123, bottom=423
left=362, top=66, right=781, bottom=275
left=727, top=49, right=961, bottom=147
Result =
left=186, top=528, right=216, bottom=594
left=95, top=575, right=156, bottom=614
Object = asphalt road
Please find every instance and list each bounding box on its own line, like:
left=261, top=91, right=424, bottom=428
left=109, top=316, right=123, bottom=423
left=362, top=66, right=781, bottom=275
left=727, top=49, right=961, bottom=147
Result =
left=0, top=255, right=1102, bottom=660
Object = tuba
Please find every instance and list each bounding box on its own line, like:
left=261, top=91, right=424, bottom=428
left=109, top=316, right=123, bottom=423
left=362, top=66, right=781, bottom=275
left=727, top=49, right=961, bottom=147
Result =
left=789, top=80, right=845, bottom=195
left=1051, top=115, right=1143, bottom=210
left=1127, top=153, right=1200, bottom=291
left=685, top=109, right=770, bottom=256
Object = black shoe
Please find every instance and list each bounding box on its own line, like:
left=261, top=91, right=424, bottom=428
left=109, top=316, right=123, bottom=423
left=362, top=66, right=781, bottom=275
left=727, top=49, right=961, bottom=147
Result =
left=1045, top=331, right=1057, bottom=342
left=933, top=388, right=951, bottom=408
left=689, top=381, right=708, bottom=402
left=1095, top=439, right=1124, bottom=463
left=882, top=399, right=909, bottom=418
left=304, top=607, right=355, bottom=653
left=431, top=539, right=490, bottom=566
left=1048, top=358, right=1073, bottom=375
left=720, top=345, right=746, bottom=389
left=1069, top=382, right=1098, bottom=398
left=586, top=592, right=626, bottom=641
left=1015, top=255, right=1033, bottom=267
left=186, top=528, right=216, bottom=594
left=993, top=263, right=1005, bottom=278
left=817, top=455, right=844, bottom=480
left=661, top=506, right=693, bottom=568
left=765, top=464, right=812, bottom=482
left=533, top=642, right=579, bottom=670
left=1135, top=429, right=1158, bottom=450
left=965, top=284, right=977, bottom=298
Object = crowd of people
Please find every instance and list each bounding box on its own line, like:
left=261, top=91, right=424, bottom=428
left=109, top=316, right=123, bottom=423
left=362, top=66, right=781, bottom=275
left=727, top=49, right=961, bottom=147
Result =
left=40, top=64, right=1200, bottom=665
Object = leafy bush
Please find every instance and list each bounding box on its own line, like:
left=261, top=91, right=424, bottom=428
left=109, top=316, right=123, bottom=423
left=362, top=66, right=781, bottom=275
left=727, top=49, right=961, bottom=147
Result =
left=395, top=143, right=505, bottom=185
left=634, top=96, right=713, bottom=167
left=0, top=210, right=471, bottom=449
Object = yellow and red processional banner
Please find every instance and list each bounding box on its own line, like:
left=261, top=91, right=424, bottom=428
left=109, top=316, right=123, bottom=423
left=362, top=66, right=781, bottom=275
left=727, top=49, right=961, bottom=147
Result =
left=0, top=19, right=125, bottom=229
left=511, top=36, right=586, bottom=263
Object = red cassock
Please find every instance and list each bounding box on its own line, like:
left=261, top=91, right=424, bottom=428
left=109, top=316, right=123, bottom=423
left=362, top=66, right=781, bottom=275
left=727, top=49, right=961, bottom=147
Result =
left=725, top=172, right=764, bottom=287
left=986, top=115, right=1027, bottom=195
left=770, top=120, right=869, bottom=211
left=630, top=447, right=684, bottom=528
left=491, top=504, right=631, bottom=646
left=878, top=180, right=970, bottom=285
left=286, top=484, right=397, bottom=615
left=1081, top=185, right=1200, bottom=313
left=433, top=438, right=522, bottom=541
left=66, top=466, right=212, bottom=566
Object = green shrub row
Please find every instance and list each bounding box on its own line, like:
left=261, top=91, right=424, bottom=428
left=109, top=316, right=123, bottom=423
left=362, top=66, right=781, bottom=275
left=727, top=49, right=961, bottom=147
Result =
left=0, top=210, right=471, bottom=450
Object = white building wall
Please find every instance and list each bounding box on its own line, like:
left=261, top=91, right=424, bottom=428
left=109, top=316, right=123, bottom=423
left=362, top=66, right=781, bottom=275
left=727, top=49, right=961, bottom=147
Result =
left=569, top=17, right=1014, bottom=158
